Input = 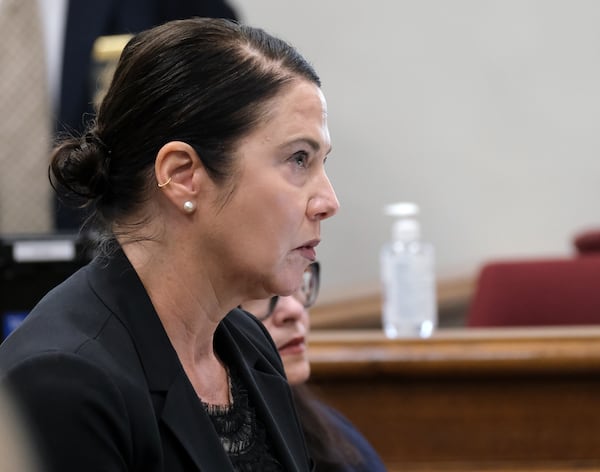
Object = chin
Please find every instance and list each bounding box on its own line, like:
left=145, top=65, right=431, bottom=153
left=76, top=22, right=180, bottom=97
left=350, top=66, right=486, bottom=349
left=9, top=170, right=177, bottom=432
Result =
left=284, top=362, right=311, bottom=386
left=277, top=264, right=309, bottom=294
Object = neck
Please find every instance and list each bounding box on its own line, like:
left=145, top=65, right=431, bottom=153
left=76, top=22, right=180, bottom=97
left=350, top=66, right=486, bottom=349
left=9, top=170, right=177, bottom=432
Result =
left=120, top=238, right=232, bottom=402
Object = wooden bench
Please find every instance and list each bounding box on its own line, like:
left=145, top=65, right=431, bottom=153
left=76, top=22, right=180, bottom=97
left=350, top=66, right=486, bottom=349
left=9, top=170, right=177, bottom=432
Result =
left=307, top=327, right=600, bottom=471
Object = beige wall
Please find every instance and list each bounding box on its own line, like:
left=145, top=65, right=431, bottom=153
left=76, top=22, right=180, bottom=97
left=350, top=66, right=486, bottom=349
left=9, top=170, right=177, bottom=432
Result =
left=230, top=0, right=600, bottom=302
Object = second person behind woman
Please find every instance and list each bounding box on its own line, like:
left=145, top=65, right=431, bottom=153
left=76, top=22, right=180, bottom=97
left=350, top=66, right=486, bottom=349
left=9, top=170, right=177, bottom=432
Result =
left=242, top=263, right=387, bottom=472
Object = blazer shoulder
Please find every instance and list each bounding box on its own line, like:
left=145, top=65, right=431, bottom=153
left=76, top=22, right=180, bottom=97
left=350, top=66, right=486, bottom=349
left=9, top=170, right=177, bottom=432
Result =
left=221, top=308, right=285, bottom=375
left=0, top=350, right=158, bottom=471
left=0, top=265, right=114, bottom=364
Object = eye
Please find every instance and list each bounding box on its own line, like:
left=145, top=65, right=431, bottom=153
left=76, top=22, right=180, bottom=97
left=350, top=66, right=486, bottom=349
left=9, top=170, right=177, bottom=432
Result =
left=291, top=151, right=309, bottom=168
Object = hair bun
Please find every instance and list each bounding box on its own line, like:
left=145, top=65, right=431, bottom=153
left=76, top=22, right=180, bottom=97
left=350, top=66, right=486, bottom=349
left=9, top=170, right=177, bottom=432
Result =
left=50, top=131, right=112, bottom=204
left=83, top=132, right=112, bottom=158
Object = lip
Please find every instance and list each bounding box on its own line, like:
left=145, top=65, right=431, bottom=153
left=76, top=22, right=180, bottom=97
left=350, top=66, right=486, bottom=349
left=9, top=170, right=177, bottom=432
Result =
left=278, top=336, right=306, bottom=356
left=296, top=239, right=320, bottom=261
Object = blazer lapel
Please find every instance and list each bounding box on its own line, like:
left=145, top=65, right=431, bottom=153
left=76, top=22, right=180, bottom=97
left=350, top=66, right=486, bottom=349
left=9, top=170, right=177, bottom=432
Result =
left=217, top=316, right=312, bottom=471
left=161, top=373, right=233, bottom=471
left=251, top=370, right=311, bottom=471
left=87, top=250, right=233, bottom=471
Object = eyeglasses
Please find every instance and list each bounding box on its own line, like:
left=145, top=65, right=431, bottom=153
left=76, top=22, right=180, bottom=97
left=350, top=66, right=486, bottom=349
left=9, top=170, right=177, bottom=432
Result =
left=241, top=262, right=320, bottom=321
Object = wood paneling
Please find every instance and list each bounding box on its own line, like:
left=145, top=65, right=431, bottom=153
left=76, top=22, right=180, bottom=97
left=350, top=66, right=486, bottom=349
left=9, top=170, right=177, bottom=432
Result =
left=307, top=328, right=600, bottom=471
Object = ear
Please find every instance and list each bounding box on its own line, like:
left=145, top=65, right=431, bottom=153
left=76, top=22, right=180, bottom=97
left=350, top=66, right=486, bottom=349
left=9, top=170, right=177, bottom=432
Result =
left=155, top=141, right=203, bottom=208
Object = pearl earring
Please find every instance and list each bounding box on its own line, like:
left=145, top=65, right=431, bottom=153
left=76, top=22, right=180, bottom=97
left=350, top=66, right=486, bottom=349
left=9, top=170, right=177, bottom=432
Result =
left=183, top=201, right=195, bottom=213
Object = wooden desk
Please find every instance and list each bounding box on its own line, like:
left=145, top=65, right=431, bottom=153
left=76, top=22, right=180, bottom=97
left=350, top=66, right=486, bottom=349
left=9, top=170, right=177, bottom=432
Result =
left=307, top=327, right=600, bottom=471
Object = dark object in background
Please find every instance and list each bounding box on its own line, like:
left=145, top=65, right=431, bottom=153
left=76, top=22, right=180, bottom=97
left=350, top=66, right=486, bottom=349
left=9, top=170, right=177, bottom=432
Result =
left=573, top=228, right=600, bottom=255
left=0, top=233, right=95, bottom=341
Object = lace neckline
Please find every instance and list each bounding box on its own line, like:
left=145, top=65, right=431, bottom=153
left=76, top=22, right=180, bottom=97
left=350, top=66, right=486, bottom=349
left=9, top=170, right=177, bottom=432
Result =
left=201, top=366, right=284, bottom=471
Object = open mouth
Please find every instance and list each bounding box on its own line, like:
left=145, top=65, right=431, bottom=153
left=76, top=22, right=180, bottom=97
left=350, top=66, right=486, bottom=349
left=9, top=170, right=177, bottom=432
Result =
left=296, top=245, right=317, bottom=261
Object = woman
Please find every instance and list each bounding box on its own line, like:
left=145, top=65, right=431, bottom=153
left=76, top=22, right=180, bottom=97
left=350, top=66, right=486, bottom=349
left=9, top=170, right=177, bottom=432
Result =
left=241, top=263, right=387, bottom=472
left=0, top=18, right=338, bottom=472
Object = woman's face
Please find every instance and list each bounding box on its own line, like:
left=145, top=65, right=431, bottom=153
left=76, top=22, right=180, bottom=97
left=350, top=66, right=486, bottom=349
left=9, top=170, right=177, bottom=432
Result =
left=202, top=79, right=339, bottom=302
left=259, top=295, right=311, bottom=385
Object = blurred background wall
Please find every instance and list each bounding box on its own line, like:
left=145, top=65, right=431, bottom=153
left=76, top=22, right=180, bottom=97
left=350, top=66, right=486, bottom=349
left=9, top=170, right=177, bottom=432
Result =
left=229, top=0, right=600, bottom=303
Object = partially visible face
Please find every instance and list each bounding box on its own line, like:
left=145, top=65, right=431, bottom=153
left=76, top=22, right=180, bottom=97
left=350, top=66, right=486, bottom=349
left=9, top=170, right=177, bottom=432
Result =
left=253, top=294, right=311, bottom=385
left=202, top=79, right=339, bottom=302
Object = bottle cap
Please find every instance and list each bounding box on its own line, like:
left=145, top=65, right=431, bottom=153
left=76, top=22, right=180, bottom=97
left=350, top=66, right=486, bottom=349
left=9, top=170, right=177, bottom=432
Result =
left=384, top=202, right=421, bottom=242
left=384, top=202, right=419, bottom=218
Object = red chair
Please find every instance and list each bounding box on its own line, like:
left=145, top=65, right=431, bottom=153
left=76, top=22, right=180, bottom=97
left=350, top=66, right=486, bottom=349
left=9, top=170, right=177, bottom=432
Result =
left=466, top=256, right=600, bottom=327
left=573, top=228, right=600, bottom=255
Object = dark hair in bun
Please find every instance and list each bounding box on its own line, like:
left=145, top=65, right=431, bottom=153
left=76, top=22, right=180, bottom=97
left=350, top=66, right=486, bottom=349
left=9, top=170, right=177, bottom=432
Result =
left=50, top=131, right=111, bottom=202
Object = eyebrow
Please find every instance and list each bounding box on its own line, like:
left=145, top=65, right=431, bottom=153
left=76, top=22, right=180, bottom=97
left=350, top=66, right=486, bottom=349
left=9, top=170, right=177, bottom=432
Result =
left=282, top=137, right=332, bottom=155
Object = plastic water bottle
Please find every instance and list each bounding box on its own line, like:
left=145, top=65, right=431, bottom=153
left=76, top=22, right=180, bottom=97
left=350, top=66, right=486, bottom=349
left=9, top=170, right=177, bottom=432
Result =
left=380, top=202, right=437, bottom=338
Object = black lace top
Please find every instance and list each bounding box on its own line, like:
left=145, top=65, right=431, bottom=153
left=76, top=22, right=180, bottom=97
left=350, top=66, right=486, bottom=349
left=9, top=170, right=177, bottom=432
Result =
left=202, top=368, right=284, bottom=471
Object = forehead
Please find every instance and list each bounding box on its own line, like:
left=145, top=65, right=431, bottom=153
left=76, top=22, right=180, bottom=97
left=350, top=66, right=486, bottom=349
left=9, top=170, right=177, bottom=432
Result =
left=247, top=79, right=330, bottom=150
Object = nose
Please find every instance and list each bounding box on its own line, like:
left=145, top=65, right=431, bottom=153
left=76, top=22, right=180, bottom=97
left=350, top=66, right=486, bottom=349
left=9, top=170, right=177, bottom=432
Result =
left=271, top=295, right=307, bottom=325
left=308, top=172, right=340, bottom=221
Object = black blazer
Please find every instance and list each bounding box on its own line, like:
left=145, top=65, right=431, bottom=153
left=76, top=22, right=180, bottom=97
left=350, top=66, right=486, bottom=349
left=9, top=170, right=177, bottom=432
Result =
left=56, top=0, right=238, bottom=229
left=0, top=249, right=312, bottom=471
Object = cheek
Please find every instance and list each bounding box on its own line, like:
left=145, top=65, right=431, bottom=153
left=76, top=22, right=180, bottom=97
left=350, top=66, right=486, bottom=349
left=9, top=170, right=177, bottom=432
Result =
left=282, top=356, right=311, bottom=385
left=237, top=191, right=296, bottom=249
left=302, top=312, right=310, bottom=333
left=262, top=319, right=279, bottom=341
